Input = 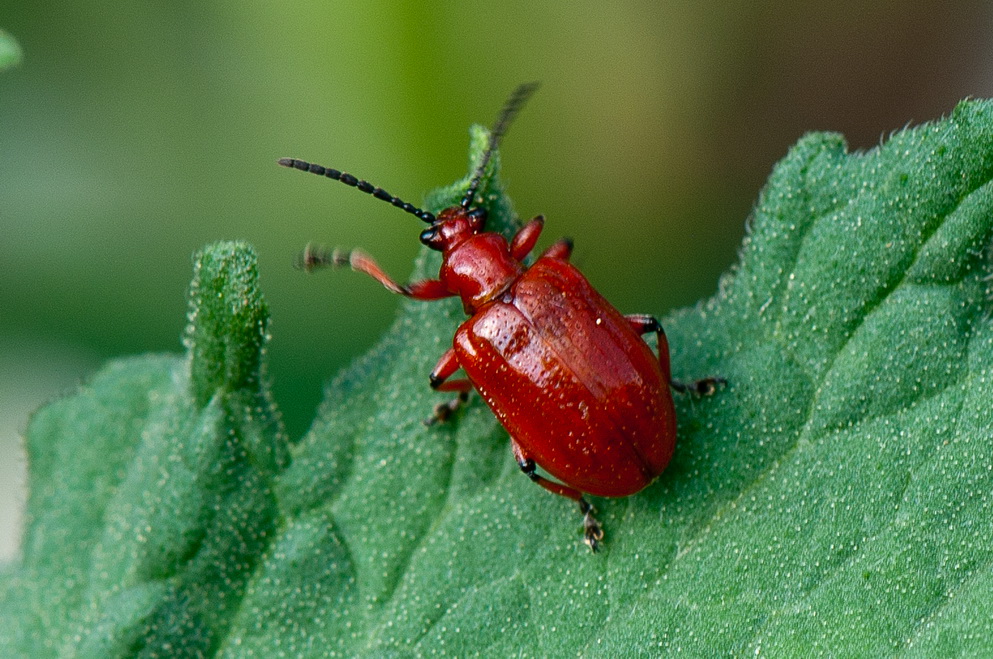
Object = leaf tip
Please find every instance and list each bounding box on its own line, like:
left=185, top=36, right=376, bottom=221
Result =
left=184, top=241, right=270, bottom=404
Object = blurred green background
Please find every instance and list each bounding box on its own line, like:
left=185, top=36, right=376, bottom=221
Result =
left=2, top=2, right=991, bottom=560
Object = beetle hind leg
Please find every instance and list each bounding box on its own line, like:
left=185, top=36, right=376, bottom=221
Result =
left=514, top=447, right=604, bottom=552
left=625, top=314, right=726, bottom=395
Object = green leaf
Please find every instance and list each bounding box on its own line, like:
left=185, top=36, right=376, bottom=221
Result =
left=5, top=102, right=993, bottom=656
left=0, top=29, right=22, bottom=70
left=1, top=242, right=288, bottom=657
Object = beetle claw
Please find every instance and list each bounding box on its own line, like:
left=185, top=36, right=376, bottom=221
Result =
left=672, top=376, right=727, bottom=397
left=423, top=392, right=470, bottom=426
left=578, top=499, right=604, bottom=552
left=583, top=515, right=604, bottom=553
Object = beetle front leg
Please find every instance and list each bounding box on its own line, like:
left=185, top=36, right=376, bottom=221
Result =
left=298, top=244, right=454, bottom=300
left=511, top=441, right=604, bottom=552
left=507, top=217, right=574, bottom=263
left=509, top=215, right=545, bottom=260
left=626, top=314, right=726, bottom=395
left=425, top=348, right=472, bottom=425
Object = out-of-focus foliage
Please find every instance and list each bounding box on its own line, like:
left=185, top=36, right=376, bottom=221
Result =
left=0, top=30, right=21, bottom=70
left=2, top=3, right=989, bottom=441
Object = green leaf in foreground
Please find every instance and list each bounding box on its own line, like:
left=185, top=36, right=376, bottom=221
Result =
left=5, top=102, right=993, bottom=656
left=1, top=242, right=288, bottom=656
left=0, top=29, right=22, bottom=70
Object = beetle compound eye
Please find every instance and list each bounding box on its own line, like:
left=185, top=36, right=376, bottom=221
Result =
left=419, top=226, right=442, bottom=249
left=468, top=207, right=488, bottom=228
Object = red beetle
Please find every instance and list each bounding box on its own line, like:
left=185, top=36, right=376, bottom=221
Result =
left=280, top=83, right=722, bottom=551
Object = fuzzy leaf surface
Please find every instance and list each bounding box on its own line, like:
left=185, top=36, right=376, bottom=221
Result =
left=5, top=103, right=993, bottom=655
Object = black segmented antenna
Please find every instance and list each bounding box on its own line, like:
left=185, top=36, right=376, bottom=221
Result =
left=277, top=157, right=436, bottom=223
left=460, top=81, right=540, bottom=210
left=278, top=83, right=539, bottom=224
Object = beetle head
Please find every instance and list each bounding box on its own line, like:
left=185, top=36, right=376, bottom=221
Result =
left=419, top=206, right=487, bottom=252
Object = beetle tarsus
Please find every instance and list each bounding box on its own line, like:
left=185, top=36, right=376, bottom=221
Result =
left=578, top=498, right=604, bottom=552
left=294, top=243, right=351, bottom=273
left=423, top=391, right=469, bottom=426
left=671, top=376, right=727, bottom=397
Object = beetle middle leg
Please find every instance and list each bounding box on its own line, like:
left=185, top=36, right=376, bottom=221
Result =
left=425, top=347, right=472, bottom=425
left=626, top=314, right=726, bottom=395
left=540, top=237, right=574, bottom=261
left=512, top=441, right=604, bottom=552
